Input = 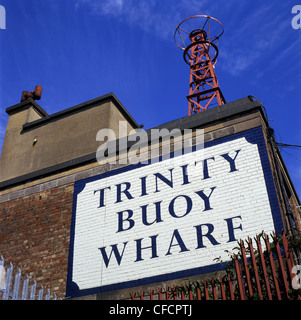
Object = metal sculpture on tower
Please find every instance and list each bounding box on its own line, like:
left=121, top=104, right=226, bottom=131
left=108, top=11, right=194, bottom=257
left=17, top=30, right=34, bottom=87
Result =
left=175, top=15, right=226, bottom=115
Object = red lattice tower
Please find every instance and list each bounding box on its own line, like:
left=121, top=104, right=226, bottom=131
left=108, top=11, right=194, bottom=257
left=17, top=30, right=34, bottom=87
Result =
left=175, top=15, right=226, bottom=115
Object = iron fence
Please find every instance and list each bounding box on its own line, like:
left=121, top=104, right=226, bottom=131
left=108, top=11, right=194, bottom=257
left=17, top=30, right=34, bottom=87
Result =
left=0, top=256, right=58, bottom=300
left=130, top=231, right=301, bottom=300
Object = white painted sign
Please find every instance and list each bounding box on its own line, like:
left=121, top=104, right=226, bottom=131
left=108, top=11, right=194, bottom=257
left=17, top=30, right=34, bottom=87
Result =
left=67, top=128, right=282, bottom=297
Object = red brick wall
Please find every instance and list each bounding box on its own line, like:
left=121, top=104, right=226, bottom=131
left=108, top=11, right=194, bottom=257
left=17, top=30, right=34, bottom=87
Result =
left=0, top=183, right=74, bottom=298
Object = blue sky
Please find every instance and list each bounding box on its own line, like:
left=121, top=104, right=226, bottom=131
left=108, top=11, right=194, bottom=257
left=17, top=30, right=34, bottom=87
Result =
left=0, top=0, right=300, bottom=197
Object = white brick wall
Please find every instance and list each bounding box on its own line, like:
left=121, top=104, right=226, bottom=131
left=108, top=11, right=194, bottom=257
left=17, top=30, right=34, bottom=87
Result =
left=70, top=130, right=280, bottom=292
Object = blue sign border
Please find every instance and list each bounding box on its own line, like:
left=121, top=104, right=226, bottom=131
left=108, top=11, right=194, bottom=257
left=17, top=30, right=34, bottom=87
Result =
left=66, top=126, right=283, bottom=298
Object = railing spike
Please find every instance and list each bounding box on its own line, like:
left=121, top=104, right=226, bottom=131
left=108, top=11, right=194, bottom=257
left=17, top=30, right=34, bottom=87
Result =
left=45, top=289, right=51, bottom=300
left=30, top=279, right=37, bottom=300
left=38, top=284, right=44, bottom=300
left=21, top=274, right=29, bottom=300
left=3, top=262, right=13, bottom=300
left=12, top=268, right=21, bottom=300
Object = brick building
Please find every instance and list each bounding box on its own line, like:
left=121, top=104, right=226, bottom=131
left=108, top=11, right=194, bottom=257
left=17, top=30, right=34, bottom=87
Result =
left=0, top=93, right=300, bottom=299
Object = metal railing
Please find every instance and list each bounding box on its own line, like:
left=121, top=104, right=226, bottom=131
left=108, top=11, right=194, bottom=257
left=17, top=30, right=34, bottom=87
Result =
left=0, top=256, right=58, bottom=300
left=130, top=231, right=301, bottom=300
